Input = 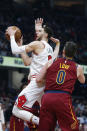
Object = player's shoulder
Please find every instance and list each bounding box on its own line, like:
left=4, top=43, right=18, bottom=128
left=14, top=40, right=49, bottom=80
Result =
left=77, top=64, right=83, bottom=70
left=32, top=40, right=41, bottom=45
left=29, top=41, right=43, bottom=48
left=70, top=60, right=77, bottom=67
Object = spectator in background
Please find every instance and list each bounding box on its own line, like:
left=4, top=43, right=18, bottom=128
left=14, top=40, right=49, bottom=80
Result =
left=0, top=103, right=5, bottom=131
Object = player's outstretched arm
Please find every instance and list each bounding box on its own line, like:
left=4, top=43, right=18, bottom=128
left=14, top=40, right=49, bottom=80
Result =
left=50, top=37, right=60, bottom=60
left=20, top=53, right=32, bottom=66
left=6, top=27, right=40, bottom=54
left=36, top=37, right=60, bottom=83
left=77, top=65, right=85, bottom=84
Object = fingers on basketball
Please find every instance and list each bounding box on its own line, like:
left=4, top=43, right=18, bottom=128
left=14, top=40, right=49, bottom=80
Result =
left=5, top=26, right=22, bottom=43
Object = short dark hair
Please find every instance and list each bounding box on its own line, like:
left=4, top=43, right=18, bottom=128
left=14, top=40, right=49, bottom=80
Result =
left=43, top=25, right=53, bottom=39
left=64, top=41, right=77, bottom=57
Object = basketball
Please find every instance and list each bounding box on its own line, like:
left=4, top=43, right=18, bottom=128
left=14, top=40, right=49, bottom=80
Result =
left=5, top=26, right=22, bottom=43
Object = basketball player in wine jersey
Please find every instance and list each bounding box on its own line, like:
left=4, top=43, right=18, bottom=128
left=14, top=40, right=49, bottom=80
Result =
left=37, top=41, right=85, bottom=131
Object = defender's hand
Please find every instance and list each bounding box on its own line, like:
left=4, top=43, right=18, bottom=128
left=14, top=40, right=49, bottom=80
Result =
left=50, top=37, right=60, bottom=45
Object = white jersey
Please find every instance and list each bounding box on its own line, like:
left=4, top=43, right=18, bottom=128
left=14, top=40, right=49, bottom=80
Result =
left=29, top=40, right=53, bottom=77
left=14, top=40, right=53, bottom=109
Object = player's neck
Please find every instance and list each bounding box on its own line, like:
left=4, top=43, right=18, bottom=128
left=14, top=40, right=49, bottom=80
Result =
left=41, top=37, right=48, bottom=42
left=65, top=56, right=73, bottom=60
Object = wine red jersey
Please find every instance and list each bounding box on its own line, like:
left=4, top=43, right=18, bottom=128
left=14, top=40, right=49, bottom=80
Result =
left=45, top=57, right=77, bottom=94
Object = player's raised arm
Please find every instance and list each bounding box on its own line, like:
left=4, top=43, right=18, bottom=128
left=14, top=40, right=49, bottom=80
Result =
left=35, top=18, right=43, bottom=31
left=6, top=27, right=40, bottom=54
left=35, top=18, right=43, bottom=40
left=36, top=37, right=60, bottom=83
left=77, top=65, right=85, bottom=84
left=50, top=37, right=60, bottom=60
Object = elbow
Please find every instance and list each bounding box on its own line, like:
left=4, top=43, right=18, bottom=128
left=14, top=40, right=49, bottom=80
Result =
left=12, top=51, right=16, bottom=55
left=81, top=79, right=85, bottom=84
left=36, top=78, right=41, bottom=83
left=24, top=61, right=31, bottom=66
left=12, top=49, right=18, bottom=55
left=24, top=62, right=29, bottom=66
left=80, top=77, right=85, bottom=84
left=80, top=81, right=85, bottom=84
left=12, top=50, right=15, bottom=54
left=82, top=76, right=85, bottom=84
left=36, top=76, right=42, bottom=83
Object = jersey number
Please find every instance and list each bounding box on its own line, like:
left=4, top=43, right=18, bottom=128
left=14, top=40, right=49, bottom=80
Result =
left=56, top=70, right=66, bottom=84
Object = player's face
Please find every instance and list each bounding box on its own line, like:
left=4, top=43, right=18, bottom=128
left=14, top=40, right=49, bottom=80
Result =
left=36, top=27, right=45, bottom=40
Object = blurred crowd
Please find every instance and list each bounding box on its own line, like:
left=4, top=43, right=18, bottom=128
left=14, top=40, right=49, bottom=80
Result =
left=0, top=72, right=87, bottom=131
left=0, top=88, right=87, bottom=131
left=0, top=1, right=87, bottom=64
left=0, top=0, right=87, bottom=130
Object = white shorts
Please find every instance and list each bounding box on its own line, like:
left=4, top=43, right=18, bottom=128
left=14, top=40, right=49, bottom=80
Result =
left=14, top=78, right=45, bottom=110
left=0, top=122, right=3, bottom=131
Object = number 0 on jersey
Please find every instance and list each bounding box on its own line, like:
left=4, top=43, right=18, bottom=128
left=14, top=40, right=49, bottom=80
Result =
left=56, top=70, right=66, bottom=84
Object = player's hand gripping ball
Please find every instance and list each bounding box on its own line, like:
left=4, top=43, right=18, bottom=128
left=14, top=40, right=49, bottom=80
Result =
left=5, top=26, right=22, bottom=43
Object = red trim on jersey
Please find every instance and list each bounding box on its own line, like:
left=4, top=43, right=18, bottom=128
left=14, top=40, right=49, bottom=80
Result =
left=17, top=95, right=27, bottom=109
left=22, top=106, right=33, bottom=112
left=48, top=55, right=52, bottom=60
left=31, top=75, right=36, bottom=78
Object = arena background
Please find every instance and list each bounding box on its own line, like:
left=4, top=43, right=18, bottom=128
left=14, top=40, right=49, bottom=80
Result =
left=0, top=0, right=87, bottom=130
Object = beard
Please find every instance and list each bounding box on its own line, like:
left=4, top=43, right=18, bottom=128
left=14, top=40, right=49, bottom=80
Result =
left=37, top=38, right=41, bottom=41
left=36, top=36, right=42, bottom=41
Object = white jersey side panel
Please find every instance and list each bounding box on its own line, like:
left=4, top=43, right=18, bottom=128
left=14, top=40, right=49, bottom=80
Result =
left=15, top=41, right=53, bottom=108
left=29, top=40, right=53, bottom=76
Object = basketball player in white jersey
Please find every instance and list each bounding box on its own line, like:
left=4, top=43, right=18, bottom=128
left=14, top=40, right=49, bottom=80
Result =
left=6, top=23, right=60, bottom=125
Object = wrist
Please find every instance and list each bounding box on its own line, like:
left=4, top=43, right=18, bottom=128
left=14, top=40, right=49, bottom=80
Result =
left=30, top=115, right=34, bottom=123
left=56, top=41, right=60, bottom=45
left=10, top=35, right=15, bottom=41
left=35, top=26, right=42, bottom=30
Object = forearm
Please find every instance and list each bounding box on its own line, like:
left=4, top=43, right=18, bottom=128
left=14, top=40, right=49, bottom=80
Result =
left=36, top=63, right=48, bottom=83
left=10, top=35, right=26, bottom=54
left=20, top=53, right=32, bottom=66
left=36, top=59, right=53, bottom=83
left=78, top=74, right=85, bottom=84
left=77, top=65, right=85, bottom=84
left=53, top=43, right=60, bottom=60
